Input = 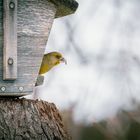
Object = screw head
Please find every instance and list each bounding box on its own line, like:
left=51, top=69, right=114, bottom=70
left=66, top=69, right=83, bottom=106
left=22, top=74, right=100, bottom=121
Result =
left=9, top=2, right=15, bottom=9
left=1, top=87, right=6, bottom=92
left=8, top=58, right=14, bottom=65
left=19, top=87, right=23, bottom=92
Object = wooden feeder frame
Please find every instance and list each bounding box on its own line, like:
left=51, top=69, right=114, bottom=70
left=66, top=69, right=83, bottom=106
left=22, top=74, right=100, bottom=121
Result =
left=0, top=0, right=78, bottom=96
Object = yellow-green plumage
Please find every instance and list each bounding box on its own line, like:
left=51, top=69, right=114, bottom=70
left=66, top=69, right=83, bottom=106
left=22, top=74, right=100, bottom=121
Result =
left=39, top=52, right=66, bottom=75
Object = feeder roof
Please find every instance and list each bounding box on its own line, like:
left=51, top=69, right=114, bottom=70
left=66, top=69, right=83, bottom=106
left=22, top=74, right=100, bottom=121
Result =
left=49, top=0, right=78, bottom=18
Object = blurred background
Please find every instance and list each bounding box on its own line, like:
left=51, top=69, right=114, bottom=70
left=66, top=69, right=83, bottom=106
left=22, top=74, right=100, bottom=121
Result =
left=32, top=0, right=140, bottom=139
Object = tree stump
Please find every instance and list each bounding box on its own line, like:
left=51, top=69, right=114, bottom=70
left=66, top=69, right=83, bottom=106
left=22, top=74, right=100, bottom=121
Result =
left=0, top=98, right=70, bottom=140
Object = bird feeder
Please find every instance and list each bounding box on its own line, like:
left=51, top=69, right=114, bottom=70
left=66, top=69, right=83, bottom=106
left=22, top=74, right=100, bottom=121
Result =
left=0, top=0, right=78, bottom=96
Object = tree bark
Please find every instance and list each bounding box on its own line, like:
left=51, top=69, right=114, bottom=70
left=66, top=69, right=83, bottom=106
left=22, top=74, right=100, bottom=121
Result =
left=0, top=98, right=70, bottom=140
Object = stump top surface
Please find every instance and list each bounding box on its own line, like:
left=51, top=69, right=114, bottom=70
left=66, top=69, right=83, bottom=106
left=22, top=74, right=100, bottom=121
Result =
left=50, top=0, right=79, bottom=17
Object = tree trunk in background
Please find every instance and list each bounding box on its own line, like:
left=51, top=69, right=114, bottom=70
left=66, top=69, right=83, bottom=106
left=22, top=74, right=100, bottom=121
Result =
left=0, top=98, right=70, bottom=140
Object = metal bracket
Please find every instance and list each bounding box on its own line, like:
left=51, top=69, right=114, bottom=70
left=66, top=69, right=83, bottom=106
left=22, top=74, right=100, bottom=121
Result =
left=35, top=75, right=44, bottom=86
left=3, top=0, right=17, bottom=80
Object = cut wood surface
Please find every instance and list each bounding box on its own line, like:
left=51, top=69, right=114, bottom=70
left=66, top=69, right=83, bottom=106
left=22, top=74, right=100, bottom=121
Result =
left=0, top=98, right=70, bottom=140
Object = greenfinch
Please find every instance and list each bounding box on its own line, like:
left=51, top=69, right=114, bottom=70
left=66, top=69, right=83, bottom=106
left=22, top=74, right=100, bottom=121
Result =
left=39, top=52, right=67, bottom=75
left=36, top=52, right=66, bottom=86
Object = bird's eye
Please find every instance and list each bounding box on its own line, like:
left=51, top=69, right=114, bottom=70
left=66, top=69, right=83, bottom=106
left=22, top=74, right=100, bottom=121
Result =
left=56, top=55, right=61, bottom=59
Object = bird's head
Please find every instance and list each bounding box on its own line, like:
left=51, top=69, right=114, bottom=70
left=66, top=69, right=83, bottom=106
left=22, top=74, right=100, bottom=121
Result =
left=46, top=52, right=67, bottom=66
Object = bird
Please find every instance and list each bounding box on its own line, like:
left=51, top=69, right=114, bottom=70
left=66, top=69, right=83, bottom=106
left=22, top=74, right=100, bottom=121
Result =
left=39, top=51, right=67, bottom=75
left=35, top=52, right=66, bottom=86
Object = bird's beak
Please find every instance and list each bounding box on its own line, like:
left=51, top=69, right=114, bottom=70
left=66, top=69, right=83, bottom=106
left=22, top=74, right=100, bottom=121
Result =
left=60, top=57, right=67, bottom=64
